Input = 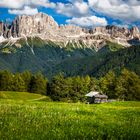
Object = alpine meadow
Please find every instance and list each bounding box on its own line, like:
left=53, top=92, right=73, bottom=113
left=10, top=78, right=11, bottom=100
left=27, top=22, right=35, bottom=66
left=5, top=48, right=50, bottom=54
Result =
left=0, top=0, right=140, bottom=139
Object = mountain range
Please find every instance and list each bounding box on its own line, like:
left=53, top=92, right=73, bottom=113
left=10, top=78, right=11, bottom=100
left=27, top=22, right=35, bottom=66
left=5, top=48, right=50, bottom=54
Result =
left=0, top=13, right=140, bottom=78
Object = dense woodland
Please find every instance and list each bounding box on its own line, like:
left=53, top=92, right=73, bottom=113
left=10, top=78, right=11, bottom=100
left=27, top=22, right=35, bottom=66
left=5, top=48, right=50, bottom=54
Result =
left=0, top=69, right=140, bottom=102
left=50, top=44, right=140, bottom=78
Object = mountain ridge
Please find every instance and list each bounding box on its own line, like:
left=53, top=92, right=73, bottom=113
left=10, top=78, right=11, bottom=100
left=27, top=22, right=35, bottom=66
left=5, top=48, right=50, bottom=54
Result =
left=0, top=13, right=140, bottom=78
left=0, top=12, right=140, bottom=50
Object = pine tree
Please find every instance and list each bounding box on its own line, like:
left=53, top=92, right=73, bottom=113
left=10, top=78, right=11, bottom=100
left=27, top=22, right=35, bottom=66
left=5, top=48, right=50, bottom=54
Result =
left=30, top=72, right=47, bottom=95
left=116, top=69, right=140, bottom=100
left=99, top=71, right=117, bottom=98
left=12, top=73, right=26, bottom=92
left=49, top=73, right=66, bottom=101
left=0, top=70, right=13, bottom=91
left=90, top=77, right=99, bottom=91
left=21, top=71, right=32, bottom=92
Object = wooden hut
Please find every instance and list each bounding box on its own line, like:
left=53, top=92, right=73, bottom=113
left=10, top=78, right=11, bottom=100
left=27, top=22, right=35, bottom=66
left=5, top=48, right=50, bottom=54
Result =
left=85, top=91, right=108, bottom=104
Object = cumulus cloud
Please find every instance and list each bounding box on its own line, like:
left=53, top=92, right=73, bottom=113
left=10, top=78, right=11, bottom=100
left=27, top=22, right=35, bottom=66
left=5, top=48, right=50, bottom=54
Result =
left=0, top=0, right=56, bottom=9
left=55, top=1, right=89, bottom=17
left=0, top=0, right=24, bottom=9
left=88, top=0, right=140, bottom=22
left=1, top=0, right=140, bottom=27
left=30, top=0, right=56, bottom=8
left=66, top=16, right=108, bottom=27
left=8, top=6, right=38, bottom=15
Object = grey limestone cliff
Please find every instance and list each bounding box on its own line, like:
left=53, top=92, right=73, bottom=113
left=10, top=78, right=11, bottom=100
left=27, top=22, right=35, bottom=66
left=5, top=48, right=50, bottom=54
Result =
left=0, top=12, right=140, bottom=48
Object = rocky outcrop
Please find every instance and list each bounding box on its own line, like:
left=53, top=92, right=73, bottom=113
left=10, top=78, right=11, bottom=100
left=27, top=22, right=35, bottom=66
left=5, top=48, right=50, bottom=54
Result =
left=89, top=25, right=132, bottom=39
left=0, top=13, right=59, bottom=38
left=17, top=13, right=59, bottom=37
left=83, top=25, right=140, bottom=47
left=0, top=22, right=3, bottom=36
left=59, top=25, right=83, bottom=36
left=0, top=21, right=18, bottom=38
left=130, top=26, right=140, bottom=39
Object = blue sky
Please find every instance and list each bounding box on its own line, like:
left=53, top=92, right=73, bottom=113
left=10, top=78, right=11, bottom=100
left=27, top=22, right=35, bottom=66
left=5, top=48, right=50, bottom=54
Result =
left=0, top=0, right=140, bottom=28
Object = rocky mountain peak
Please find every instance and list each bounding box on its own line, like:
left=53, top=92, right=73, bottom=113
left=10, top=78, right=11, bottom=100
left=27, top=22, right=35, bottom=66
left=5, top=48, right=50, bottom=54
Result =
left=16, top=12, right=59, bottom=37
left=0, top=13, right=140, bottom=48
left=0, top=12, right=59, bottom=39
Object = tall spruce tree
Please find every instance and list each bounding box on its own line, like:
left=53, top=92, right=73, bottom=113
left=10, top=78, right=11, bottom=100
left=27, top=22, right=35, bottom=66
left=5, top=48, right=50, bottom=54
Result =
left=0, top=70, right=13, bottom=91
left=116, top=69, right=140, bottom=100
left=99, top=71, right=117, bottom=98
left=12, top=73, right=26, bottom=92
left=49, top=73, right=66, bottom=101
left=21, top=71, right=32, bottom=92
left=30, top=72, right=47, bottom=95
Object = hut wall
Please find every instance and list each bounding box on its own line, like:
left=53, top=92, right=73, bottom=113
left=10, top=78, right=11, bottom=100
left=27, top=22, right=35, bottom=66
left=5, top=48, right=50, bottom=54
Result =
left=94, top=98, right=101, bottom=103
left=100, top=98, right=108, bottom=103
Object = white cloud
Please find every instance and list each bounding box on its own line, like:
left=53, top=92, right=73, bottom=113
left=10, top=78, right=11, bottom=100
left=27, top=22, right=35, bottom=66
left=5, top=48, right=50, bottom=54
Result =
left=1, top=0, right=140, bottom=27
left=66, top=16, right=108, bottom=27
left=0, top=0, right=56, bottom=9
left=8, top=6, right=38, bottom=15
left=30, top=0, right=56, bottom=8
left=88, top=0, right=140, bottom=22
left=55, top=1, right=89, bottom=17
left=0, top=0, right=25, bottom=9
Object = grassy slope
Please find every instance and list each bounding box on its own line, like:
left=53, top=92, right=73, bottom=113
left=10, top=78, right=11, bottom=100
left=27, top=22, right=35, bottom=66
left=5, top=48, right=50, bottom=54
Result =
left=0, top=91, right=51, bottom=101
left=0, top=92, right=140, bottom=139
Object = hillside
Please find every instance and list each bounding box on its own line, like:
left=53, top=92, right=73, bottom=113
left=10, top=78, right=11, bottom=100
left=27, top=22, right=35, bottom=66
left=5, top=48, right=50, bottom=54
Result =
left=48, top=45, right=140, bottom=78
left=0, top=91, right=51, bottom=101
left=0, top=37, right=140, bottom=78
left=0, top=37, right=96, bottom=75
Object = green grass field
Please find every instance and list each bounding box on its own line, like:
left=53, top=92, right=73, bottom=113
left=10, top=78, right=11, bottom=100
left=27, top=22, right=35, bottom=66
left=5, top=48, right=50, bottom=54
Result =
left=0, top=92, right=140, bottom=140
left=0, top=91, right=52, bottom=101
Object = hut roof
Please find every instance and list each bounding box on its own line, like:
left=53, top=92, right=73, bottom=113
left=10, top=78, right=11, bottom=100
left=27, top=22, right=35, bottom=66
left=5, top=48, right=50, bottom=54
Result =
left=85, top=91, right=99, bottom=97
left=85, top=91, right=108, bottom=98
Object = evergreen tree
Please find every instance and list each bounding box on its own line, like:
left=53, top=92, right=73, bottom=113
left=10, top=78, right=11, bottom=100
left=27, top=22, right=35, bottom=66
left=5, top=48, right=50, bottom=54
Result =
left=12, top=73, right=26, bottom=92
left=49, top=73, right=66, bottom=101
left=71, top=76, right=90, bottom=102
left=116, top=69, right=140, bottom=100
left=90, top=77, right=99, bottom=91
left=71, top=76, right=83, bottom=102
left=30, top=72, right=47, bottom=95
left=63, top=77, right=73, bottom=102
left=99, top=71, right=117, bottom=98
left=21, top=71, right=32, bottom=92
left=79, top=76, right=91, bottom=102
left=49, top=74, right=91, bottom=102
left=0, top=70, right=13, bottom=91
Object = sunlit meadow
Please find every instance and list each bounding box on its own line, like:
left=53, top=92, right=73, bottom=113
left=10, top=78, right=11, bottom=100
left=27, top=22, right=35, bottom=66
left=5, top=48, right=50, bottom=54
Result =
left=0, top=92, right=140, bottom=140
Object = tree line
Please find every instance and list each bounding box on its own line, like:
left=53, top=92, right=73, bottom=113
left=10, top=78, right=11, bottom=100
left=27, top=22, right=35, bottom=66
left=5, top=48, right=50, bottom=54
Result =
left=48, top=69, right=140, bottom=102
left=0, top=69, right=140, bottom=102
left=0, top=71, right=47, bottom=95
